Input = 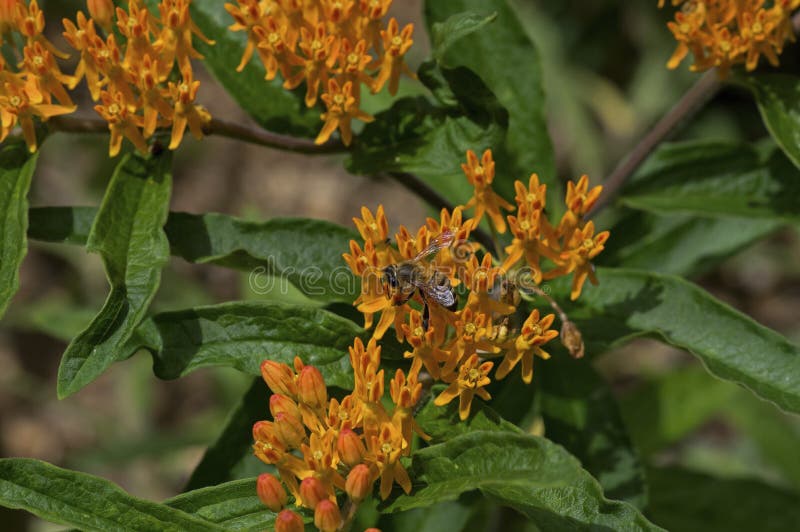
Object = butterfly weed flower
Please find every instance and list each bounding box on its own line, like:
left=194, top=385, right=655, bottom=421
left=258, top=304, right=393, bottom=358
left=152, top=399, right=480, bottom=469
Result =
left=660, top=0, right=800, bottom=77
left=224, top=0, right=416, bottom=146
left=0, top=0, right=76, bottom=152
left=60, top=0, right=215, bottom=156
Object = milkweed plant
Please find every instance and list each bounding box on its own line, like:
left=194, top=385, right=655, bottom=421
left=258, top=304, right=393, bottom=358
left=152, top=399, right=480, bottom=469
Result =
left=1, top=1, right=800, bottom=531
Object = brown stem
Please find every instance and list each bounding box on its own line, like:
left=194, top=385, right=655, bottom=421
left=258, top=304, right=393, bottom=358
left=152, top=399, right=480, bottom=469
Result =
left=588, top=70, right=722, bottom=217
left=589, top=10, right=800, bottom=217
left=48, top=115, right=347, bottom=154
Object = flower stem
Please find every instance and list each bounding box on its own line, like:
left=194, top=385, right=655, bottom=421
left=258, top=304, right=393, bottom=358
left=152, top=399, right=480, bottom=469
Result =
left=588, top=69, right=721, bottom=217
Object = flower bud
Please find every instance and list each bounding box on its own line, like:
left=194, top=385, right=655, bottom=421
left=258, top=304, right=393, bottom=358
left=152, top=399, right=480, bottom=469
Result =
left=314, top=500, right=342, bottom=532
left=560, top=320, right=584, bottom=359
left=86, top=0, right=114, bottom=32
left=273, top=412, right=305, bottom=448
left=261, top=360, right=297, bottom=397
left=299, top=476, right=330, bottom=509
left=274, top=509, right=304, bottom=532
left=364, top=529, right=382, bottom=532
left=269, top=393, right=301, bottom=420
left=256, top=473, right=287, bottom=512
left=337, top=428, right=366, bottom=468
left=297, top=365, right=327, bottom=409
left=345, top=464, right=373, bottom=501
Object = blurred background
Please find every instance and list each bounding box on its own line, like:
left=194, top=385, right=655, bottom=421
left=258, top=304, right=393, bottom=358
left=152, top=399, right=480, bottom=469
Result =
left=2, top=1, right=800, bottom=530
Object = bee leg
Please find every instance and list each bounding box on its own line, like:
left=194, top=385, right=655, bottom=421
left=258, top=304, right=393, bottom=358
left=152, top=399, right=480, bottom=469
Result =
left=420, top=292, right=431, bottom=331
left=447, top=294, right=458, bottom=312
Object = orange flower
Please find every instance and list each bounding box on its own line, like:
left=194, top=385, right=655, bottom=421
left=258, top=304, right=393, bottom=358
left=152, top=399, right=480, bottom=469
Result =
left=368, top=421, right=411, bottom=499
left=21, top=41, right=76, bottom=106
left=546, top=221, right=610, bottom=300
left=433, top=353, right=493, bottom=421
left=155, top=0, right=214, bottom=73
left=461, top=149, right=514, bottom=233
left=316, top=78, right=374, bottom=145
left=0, top=81, right=75, bottom=152
left=61, top=12, right=102, bottom=99
left=400, top=309, right=448, bottom=378
left=94, top=90, right=148, bottom=157
left=284, top=22, right=339, bottom=107
left=373, top=18, right=414, bottom=95
left=87, top=0, right=114, bottom=33
left=495, top=310, right=558, bottom=383
left=167, top=65, right=210, bottom=149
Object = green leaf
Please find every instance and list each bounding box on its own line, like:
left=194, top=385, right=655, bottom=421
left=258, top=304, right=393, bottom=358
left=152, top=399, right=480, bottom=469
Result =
left=188, top=0, right=320, bottom=137
left=27, top=206, right=96, bottom=245
left=555, top=268, right=800, bottom=414
left=646, top=467, right=800, bottom=532
left=425, top=0, right=558, bottom=208
left=165, top=212, right=358, bottom=304
left=415, top=390, right=521, bottom=443
left=745, top=73, right=800, bottom=170
left=57, top=152, right=172, bottom=398
left=619, top=366, right=738, bottom=456
left=166, top=479, right=288, bottom=532
left=121, top=301, right=361, bottom=389
left=0, top=139, right=37, bottom=318
left=28, top=208, right=359, bottom=304
left=430, top=12, right=498, bottom=62
left=538, top=357, right=647, bottom=509
left=348, top=63, right=508, bottom=207
left=621, top=140, right=800, bottom=220
left=184, top=379, right=266, bottom=491
left=384, top=431, right=660, bottom=531
left=0, top=458, right=221, bottom=531
left=600, top=210, right=781, bottom=277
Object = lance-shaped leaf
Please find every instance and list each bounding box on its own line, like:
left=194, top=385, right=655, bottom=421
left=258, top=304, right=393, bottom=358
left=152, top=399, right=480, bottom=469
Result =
left=383, top=431, right=661, bottom=531
left=57, top=152, right=172, bottom=398
left=599, top=210, right=781, bottom=277
left=0, top=458, right=221, bottom=531
left=165, top=478, right=302, bottom=531
left=348, top=63, right=508, bottom=207
left=28, top=208, right=360, bottom=304
left=538, top=356, right=647, bottom=509
left=620, top=140, right=800, bottom=220
left=744, top=73, right=800, bottom=170
left=554, top=268, right=800, bottom=414
left=425, top=0, right=558, bottom=208
left=430, top=12, right=498, bottom=62
left=0, top=140, right=37, bottom=319
left=188, top=0, right=320, bottom=137
left=120, top=301, right=367, bottom=389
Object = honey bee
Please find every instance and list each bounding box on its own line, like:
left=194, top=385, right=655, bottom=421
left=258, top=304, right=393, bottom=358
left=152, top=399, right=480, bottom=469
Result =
left=383, top=230, right=458, bottom=326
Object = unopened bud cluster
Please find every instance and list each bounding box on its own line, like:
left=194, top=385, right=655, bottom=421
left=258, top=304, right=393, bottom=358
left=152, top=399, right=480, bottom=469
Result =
left=252, top=343, right=423, bottom=531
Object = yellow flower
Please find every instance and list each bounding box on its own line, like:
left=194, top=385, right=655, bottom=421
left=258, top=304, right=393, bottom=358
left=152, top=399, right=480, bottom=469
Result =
left=434, top=353, right=493, bottom=421
left=461, top=149, right=514, bottom=233
left=495, top=309, right=558, bottom=383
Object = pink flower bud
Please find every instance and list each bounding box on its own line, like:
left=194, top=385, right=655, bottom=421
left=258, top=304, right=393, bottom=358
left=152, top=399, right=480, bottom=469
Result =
left=273, top=412, right=305, bottom=448
left=299, top=476, right=330, bottom=509
left=274, top=509, right=304, bottom=532
left=336, top=428, right=366, bottom=468
left=345, top=464, right=373, bottom=501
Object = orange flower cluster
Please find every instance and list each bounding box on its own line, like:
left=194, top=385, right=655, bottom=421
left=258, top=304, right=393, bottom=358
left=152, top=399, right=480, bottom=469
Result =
left=341, top=151, right=609, bottom=421
left=62, top=0, right=214, bottom=156
left=659, top=0, right=800, bottom=76
left=224, top=0, right=415, bottom=146
left=252, top=343, right=421, bottom=531
left=0, top=0, right=76, bottom=152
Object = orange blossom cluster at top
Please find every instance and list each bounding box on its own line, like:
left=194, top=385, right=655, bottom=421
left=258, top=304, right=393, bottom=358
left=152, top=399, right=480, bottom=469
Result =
left=224, top=0, right=415, bottom=146
left=660, top=0, right=800, bottom=77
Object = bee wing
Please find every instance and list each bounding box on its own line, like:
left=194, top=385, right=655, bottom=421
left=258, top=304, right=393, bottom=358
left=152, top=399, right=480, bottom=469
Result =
left=414, top=229, right=455, bottom=261
left=418, top=282, right=456, bottom=309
